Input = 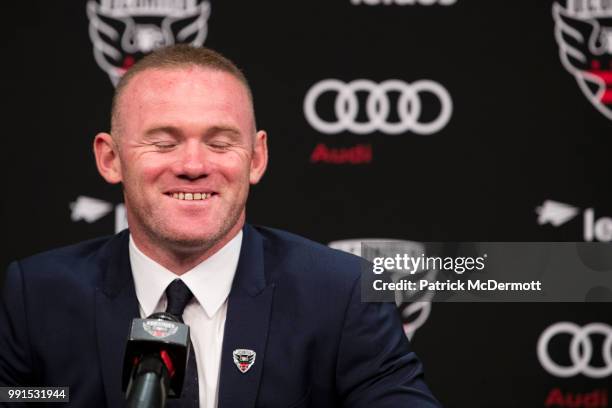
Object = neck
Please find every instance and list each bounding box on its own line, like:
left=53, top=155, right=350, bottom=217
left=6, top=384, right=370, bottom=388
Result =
left=130, top=217, right=245, bottom=275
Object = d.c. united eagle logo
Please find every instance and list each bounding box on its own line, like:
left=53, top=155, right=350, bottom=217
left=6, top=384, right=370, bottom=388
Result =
left=86, top=0, right=211, bottom=86
left=553, top=1, right=612, bottom=120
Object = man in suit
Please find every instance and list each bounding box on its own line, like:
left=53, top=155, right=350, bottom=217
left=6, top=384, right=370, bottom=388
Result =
left=0, top=45, right=440, bottom=407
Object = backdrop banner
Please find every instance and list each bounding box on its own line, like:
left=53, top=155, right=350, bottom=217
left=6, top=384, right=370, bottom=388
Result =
left=5, top=1, right=612, bottom=406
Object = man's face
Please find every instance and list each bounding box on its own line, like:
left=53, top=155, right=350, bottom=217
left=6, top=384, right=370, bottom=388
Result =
left=100, top=67, right=267, bottom=253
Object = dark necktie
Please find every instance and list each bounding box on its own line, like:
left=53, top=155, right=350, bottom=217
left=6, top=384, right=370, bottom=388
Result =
left=165, top=279, right=199, bottom=407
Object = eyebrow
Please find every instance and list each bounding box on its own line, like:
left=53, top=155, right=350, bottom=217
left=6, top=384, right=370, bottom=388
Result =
left=143, top=125, right=243, bottom=139
left=206, top=125, right=242, bottom=138
left=144, top=126, right=182, bottom=138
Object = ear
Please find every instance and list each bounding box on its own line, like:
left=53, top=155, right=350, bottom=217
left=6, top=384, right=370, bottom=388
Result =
left=93, top=132, right=123, bottom=184
left=249, top=130, right=268, bottom=184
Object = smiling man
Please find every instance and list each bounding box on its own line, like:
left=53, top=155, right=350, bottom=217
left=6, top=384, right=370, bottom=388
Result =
left=0, top=45, right=440, bottom=407
left=95, top=53, right=267, bottom=274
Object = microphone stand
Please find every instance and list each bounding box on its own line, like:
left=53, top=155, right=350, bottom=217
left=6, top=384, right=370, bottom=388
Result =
left=125, top=352, right=170, bottom=408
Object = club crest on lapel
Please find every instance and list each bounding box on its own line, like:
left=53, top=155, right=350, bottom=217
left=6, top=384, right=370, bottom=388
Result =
left=233, top=349, right=256, bottom=373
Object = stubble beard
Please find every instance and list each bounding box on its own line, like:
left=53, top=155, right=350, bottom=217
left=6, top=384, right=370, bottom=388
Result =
left=126, top=192, right=247, bottom=260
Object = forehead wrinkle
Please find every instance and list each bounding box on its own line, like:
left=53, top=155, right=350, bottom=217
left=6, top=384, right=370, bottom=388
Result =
left=116, top=67, right=257, bottom=136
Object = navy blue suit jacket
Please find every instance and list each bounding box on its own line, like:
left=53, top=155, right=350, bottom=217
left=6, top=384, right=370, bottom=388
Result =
left=0, top=225, right=440, bottom=407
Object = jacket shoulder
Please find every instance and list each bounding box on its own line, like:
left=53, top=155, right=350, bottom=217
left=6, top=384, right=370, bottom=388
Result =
left=11, top=232, right=127, bottom=286
left=253, top=225, right=364, bottom=287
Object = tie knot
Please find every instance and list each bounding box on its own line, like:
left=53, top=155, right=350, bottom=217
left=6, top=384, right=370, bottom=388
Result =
left=165, top=279, right=194, bottom=320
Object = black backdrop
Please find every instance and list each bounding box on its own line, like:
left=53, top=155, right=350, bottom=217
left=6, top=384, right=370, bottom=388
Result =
left=5, top=1, right=612, bottom=406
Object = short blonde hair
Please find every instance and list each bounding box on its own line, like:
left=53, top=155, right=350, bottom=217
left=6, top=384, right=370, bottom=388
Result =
left=111, top=45, right=253, bottom=136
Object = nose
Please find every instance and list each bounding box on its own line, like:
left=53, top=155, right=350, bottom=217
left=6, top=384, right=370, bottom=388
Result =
left=175, top=140, right=209, bottom=180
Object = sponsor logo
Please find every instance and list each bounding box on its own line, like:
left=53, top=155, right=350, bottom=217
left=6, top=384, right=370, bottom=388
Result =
left=304, top=79, right=452, bottom=135
left=70, top=196, right=114, bottom=223
left=310, top=143, right=372, bottom=164
left=329, top=239, right=434, bottom=339
left=536, top=200, right=612, bottom=241
left=70, top=196, right=127, bottom=232
left=537, top=321, right=612, bottom=378
left=537, top=200, right=580, bottom=227
left=232, top=349, right=256, bottom=373
left=351, top=0, right=457, bottom=5
left=553, top=1, right=612, bottom=120
left=87, top=0, right=211, bottom=85
left=143, top=319, right=179, bottom=338
left=545, top=388, right=609, bottom=407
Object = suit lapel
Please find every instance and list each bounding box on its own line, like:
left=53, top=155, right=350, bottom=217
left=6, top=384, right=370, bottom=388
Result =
left=94, top=231, right=140, bottom=408
left=218, top=225, right=275, bottom=408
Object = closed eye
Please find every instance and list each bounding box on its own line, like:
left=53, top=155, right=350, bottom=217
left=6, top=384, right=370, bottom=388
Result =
left=209, top=142, right=232, bottom=150
left=153, top=142, right=177, bottom=150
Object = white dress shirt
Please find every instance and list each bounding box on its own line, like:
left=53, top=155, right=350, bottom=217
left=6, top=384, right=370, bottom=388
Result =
left=129, top=231, right=243, bottom=408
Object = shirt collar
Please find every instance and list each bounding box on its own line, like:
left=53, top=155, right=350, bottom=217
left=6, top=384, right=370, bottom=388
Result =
left=129, top=231, right=243, bottom=319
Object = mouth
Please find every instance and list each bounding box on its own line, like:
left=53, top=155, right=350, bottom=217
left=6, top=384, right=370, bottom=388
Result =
left=165, top=192, right=217, bottom=201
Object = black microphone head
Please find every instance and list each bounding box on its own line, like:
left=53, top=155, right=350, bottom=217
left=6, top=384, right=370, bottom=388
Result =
left=122, top=313, right=191, bottom=398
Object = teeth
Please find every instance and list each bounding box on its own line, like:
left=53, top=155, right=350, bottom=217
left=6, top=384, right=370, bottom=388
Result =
left=169, top=192, right=212, bottom=201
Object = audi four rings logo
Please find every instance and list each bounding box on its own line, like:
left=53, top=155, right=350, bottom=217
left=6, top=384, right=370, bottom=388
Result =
left=303, top=79, right=453, bottom=135
left=537, top=322, right=612, bottom=378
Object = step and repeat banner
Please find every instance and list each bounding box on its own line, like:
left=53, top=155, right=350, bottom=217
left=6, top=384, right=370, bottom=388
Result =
left=5, top=1, right=612, bottom=406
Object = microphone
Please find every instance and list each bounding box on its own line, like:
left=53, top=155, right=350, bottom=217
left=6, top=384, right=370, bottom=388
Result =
left=122, top=312, right=191, bottom=408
